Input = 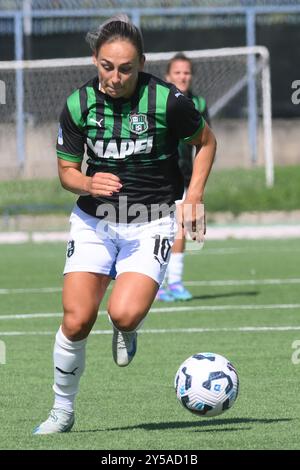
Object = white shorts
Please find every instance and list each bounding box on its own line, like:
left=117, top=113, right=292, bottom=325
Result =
left=63, top=204, right=177, bottom=285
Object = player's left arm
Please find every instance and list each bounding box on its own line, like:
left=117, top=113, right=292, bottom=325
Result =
left=167, top=88, right=216, bottom=242
left=182, top=123, right=216, bottom=242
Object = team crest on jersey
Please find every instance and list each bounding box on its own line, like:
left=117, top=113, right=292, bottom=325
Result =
left=129, top=113, right=148, bottom=135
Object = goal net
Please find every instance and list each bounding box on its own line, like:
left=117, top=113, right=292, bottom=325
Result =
left=0, top=46, right=273, bottom=185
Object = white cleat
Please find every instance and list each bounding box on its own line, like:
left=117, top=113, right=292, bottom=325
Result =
left=112, top=327, right=137, bottom=367
left=33, top=408, right=75, bottom=435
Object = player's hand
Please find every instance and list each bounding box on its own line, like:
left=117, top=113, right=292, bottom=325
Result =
left=181, top=199, right=206, bottom=243
left=86, top=173, right=122, bottom=197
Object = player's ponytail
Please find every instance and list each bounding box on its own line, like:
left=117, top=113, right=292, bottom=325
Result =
left=86, top=14, right=144, bottom=59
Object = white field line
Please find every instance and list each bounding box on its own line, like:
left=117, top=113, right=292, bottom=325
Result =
left=184, top=278, right=300, bottom=287
left=0, top=313, right=62, bottom=320
left=1, top=326, right=300, bottom=336
left=206, top=225, right=300, bottom=240
left=148, top=304, right=300, bottom=313
left=0, top=287, right=62, bottom=295
left=186, top=246, right=300, bottom=255
left=0, top=302, right=300, bottom=321
left=1, top=277, right=300, bottom=295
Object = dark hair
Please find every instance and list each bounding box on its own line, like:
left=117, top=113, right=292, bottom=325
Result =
left=166, top=52, right=193, bottom=74
left=86, top=14, right=144, bottom=59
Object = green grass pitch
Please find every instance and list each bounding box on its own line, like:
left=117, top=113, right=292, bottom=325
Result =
left=0, top=238, right=300, bottom=450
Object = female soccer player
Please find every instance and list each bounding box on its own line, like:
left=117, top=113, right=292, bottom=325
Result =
left=156, top=53, right=211, bottom=301
left=34, top=15, right=216, bottom=434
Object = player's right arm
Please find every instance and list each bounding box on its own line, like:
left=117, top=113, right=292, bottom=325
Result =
left=56, top=99, right=121, bottom=197
left=58, top=159, right=122, bottom=197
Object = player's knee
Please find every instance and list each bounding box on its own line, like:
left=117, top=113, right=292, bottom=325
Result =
left=108, top=307, right=143, bottom=331
left=62, top=310, right=96, bottom=340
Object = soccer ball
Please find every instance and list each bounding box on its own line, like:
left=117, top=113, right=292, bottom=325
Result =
left=174, top=352, right=239, bottom=417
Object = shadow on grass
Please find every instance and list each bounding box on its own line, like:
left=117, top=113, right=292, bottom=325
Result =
left=191, top=291, right=259, bottom=301
left=75, top=417, right=292, bottom=434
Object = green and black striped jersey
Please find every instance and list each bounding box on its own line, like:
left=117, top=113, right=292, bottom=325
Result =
left=57, top=72, right=205, bottom=221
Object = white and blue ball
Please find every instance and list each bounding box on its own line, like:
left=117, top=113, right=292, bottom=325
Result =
left=174, top=352, right=239, bottom=417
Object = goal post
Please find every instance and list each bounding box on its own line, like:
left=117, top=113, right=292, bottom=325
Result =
left=145, top=46, right=273, bottom=188
left=0, top=46, right=273, bottom=186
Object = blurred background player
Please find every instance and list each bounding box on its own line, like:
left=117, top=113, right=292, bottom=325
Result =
left=156, top=53, right=211, bottom=302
